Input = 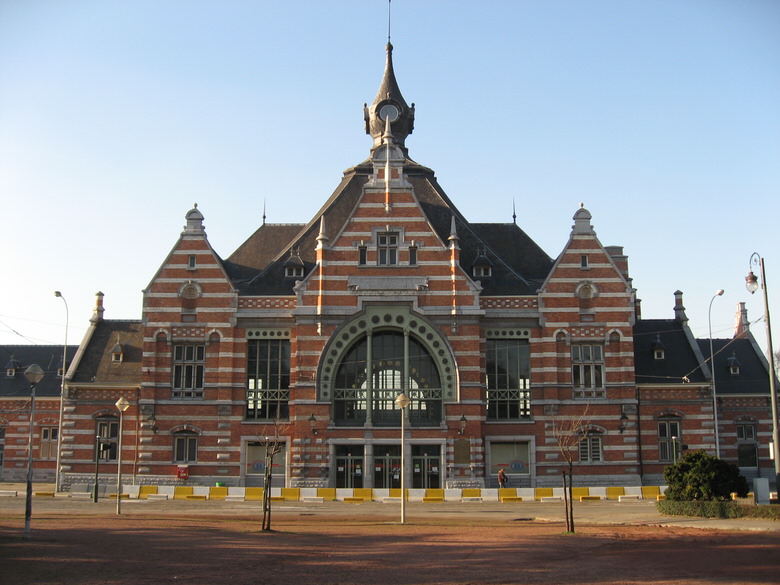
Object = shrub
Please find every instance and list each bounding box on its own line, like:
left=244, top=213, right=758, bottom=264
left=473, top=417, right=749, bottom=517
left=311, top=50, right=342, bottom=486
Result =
left=663, top=450, right=748, bottom=501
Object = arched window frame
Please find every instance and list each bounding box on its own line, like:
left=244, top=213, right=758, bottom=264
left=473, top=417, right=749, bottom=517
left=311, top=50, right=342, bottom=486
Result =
left=318, top=306, right=457, bottom=427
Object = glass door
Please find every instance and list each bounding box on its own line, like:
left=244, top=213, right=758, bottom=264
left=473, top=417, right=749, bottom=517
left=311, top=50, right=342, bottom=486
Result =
left=373, top=445, right=401, bottom=489
left=412, top=445, right=441, bottom=489
left=335, top=445, right=364, bottom=488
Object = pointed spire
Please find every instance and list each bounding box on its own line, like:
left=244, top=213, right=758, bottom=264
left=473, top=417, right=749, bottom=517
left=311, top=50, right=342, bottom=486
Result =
left=316, top=215, right=329, bottom=250
left=365, top=43, right=415, bottom=153
left=448, top=215, right=460, bottom=247
left=512, top=199, right=517, bottom=224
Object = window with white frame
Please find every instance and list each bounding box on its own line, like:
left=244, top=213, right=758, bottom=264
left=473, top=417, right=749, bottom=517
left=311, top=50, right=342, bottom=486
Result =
left=172, top=344, right=205, bottom=399
left=571, top=343, right=605, bottom=398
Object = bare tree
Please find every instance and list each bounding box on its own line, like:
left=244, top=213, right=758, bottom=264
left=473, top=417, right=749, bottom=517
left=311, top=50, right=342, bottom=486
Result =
left=552, top=404, right=591, bottom=534
left=260, top=419, right=288, bottom=532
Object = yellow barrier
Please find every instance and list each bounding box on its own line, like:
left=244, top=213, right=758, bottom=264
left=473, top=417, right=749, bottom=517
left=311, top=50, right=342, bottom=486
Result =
left=210, top=486, right=228, bottom=500
left=605, top=486, right=624, bottom=500
left=173, top=486, right=193, bottom=500
left=138, top=486, right=158, bottom=499
left=534, top=487, right=553, bottom=501
left=318, top=488, right=337, bottom=501
left=245, top=487, right=264, bottom=501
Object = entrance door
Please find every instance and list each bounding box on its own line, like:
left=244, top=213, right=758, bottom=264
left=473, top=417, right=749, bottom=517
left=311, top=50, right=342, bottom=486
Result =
left=246, top=441, right=286, bottom=487
left=335, top=445, right=364, bottom=488
left=412, top=445, right=441, bottom=489
left=374, top=445, right=401, bottom=489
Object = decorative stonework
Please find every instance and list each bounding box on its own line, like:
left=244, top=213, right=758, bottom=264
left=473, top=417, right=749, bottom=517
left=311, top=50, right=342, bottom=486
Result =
left=480, top=297, right=537, bottom=309
left=239, top=298, right=296, bottom=309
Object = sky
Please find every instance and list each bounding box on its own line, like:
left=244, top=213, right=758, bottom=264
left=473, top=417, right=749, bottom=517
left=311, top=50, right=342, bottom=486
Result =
left=1, top=0, right=778, bottom=361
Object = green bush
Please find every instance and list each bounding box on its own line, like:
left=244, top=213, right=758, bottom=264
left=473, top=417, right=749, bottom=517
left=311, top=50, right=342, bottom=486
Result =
left=663, top=450, right=749, bottom=501
left=657, top=499, right=780, bottom=520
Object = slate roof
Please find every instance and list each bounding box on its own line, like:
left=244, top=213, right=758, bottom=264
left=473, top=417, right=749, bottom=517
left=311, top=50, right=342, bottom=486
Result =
left=69, top=320, right=143, bottom=385
left=696, top=338, right=771, bottom=396
left=222, top=162, right=554, bottom=297
left=633, top=319, right=708, bottom=385
left=0, top=345, right=78, bottom=398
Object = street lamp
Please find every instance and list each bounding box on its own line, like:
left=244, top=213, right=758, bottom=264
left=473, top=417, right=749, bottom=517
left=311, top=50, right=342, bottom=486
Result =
left=708, top=289, right=724, bottom=458
left=746, top=253, right=779, bottom=492
left=395, top=392, right=410, bottom=524
left=23, top=364, right=44, bottom=539
left=54, top=291, right=68, bottom=492
left=115, top=396, right=130, bottom=515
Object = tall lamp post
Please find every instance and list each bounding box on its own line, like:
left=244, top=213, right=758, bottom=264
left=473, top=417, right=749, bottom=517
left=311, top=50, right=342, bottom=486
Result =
left=23, top=364, right=44, bottom=539
left=54, top=291, right=68, bottom=492
left=395, top=392, right=410, bottom=524
left=708, top=289, right=724, bottom=458
left=746, top=253, right=779, bottom=492
left=115, top=396, right=130, bottom=515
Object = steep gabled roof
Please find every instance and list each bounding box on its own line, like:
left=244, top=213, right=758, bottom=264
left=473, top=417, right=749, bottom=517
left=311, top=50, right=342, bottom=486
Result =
left=696, top=338, right=771, bottom=396
left=69, top=320, right=143, bottom=385
left=0, top=345, right=78, bottom=398
left=634, top=319, right=708, bottom=385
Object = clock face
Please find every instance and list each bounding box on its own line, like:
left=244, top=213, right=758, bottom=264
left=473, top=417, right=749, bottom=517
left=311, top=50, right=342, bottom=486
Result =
left=379, top=103, right=399, bottom=122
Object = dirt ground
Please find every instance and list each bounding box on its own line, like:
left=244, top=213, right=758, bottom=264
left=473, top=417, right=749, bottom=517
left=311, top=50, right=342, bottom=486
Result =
left=1, top=505, right=779, bottom=585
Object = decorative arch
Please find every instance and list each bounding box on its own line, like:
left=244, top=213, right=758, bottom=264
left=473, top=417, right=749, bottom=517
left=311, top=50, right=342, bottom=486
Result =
left=169, top=423, right=202, bottom=435
left=318, top=305, right=457, bottom=427
left=654, top=409, right=685, bottom=421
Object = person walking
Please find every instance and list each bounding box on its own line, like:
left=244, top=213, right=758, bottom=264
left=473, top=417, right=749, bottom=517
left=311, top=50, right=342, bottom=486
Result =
left=497, top=468, right=508, bottom=488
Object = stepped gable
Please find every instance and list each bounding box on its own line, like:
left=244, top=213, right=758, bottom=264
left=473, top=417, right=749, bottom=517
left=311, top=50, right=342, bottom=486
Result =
left=696, top=338, right=770, bottom=396
left=69, top=320, right=143, bottom=385
left=633, top=319, right=707, bottom=385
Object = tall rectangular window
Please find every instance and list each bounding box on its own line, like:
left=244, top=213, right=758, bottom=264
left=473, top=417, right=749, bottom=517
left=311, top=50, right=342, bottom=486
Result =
left=572, top=343, right=605, bottom=398
left=579, top=434, right=603, bottom=462
left=96, top=418, right=118, bottom=461
left=172, top=344, right=205, bottom=399
left=486, top=339, right=531, bottom=420
left=246, top=339, right=291, bottom=420
left=173, top=432, right=198, bottom=463
left=658, top=419, right=681, bottom=462
left=377, top=232, right=398, bottom=265
left=40, top=426, right=58, bottom=460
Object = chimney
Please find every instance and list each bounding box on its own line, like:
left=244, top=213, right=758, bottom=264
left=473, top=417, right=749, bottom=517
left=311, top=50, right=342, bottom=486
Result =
left=90, top=291, right=105, bottom=324
left=605, top=245, right=630, bottom=282
left=673, top=290, right=688, bottom=325
left=734, top=302, right=750, bottom=338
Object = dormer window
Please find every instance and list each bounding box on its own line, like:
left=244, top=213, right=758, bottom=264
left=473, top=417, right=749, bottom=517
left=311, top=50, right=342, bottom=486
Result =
left=727, top=352, right=741, bottom=375
left=284, top=246, right=305, bottom=278
left=111, top=339, right=124, bottom=363
left=652, top=334, right=665, bottom=361
left=5, top=357, right=20, bottom=377
left=472, top=246, right=492, bottom=278
left=6, top=368, right=15, bottom=377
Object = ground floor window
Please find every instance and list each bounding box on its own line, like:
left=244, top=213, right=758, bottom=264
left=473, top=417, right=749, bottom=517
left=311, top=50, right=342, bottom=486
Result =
left=579, top=433, right=603, bottom=463
left=489, top=441, right=530, bottom=480
left=96, top=417, right=118, bottom=461
left=173, top=431, right=198, bottom=463
left=246, top=441, right=287, bottom=487
left=658, top=418, right=681, bottom=463
left=40, top=426, right=58, bottom=459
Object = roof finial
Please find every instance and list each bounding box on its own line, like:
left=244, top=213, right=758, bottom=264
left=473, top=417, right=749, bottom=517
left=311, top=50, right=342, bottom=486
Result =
left=388, top=0, right=392, bottom=43
left=512, top=199, right=517, bottom=224
left=262, top=199, right=266, bottom=225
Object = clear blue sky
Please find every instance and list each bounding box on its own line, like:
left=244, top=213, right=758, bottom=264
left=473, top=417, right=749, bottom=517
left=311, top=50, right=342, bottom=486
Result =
left=1, top=1, right=778, bottom=359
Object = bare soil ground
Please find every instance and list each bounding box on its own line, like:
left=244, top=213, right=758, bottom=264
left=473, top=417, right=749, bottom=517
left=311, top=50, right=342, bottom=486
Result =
left=1, top=509, right=778, bottom=585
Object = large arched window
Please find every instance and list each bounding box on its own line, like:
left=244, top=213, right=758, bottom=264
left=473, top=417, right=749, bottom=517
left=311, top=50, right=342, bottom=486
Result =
left=320, top=306, right=456, bottom=428
left=334, top=331, right=441, bottom=427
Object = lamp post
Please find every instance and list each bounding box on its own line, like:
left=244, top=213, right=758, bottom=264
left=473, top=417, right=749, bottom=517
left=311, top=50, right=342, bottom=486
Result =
left=23, top=364, right=44, bottom=539
left=746, top=253, right=779, bottom=492
left=115, top=396, right=130, bottom=515
left=708, top=289, right=724, bottom=458
left=54, top=291, right=68, bottom=492
left=395, top=392, right=410, bottom=524
left=93, top=434, right=103, bottom=503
